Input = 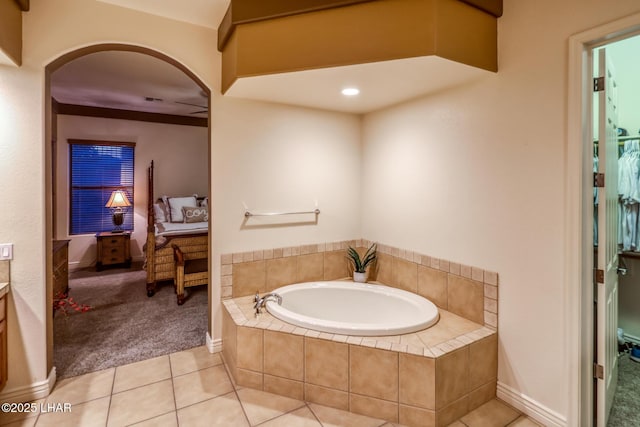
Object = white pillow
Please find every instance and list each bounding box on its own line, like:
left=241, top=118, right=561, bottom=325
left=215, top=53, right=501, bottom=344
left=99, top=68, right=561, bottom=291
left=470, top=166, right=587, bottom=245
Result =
left=167, top=196, right=197, bottom=222
left=153, top=202, right=167, bottom=223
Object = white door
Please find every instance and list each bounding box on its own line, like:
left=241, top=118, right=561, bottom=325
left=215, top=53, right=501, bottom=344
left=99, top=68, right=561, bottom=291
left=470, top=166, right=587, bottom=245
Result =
left=595, top=47, right=619, bottom=427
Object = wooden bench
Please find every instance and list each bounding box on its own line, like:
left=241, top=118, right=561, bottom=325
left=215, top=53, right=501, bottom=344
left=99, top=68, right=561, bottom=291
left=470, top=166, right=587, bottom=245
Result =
left=172, top=244, right=208, bottom=305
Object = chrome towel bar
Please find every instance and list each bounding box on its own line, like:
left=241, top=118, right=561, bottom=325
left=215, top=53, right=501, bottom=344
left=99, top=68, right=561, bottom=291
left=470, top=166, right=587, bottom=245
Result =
left=244, top=208, right=320, bottom=218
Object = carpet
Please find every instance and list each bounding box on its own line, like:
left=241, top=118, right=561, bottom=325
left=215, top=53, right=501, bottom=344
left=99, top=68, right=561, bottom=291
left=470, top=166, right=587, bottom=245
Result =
left=53, top=264, right=208, bottom=379
left=608, top=352, right=640, bottom=426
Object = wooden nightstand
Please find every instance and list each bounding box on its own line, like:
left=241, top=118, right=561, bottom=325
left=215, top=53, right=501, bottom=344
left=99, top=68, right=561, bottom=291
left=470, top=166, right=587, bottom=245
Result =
left=96, top=231, right=131, bottom=271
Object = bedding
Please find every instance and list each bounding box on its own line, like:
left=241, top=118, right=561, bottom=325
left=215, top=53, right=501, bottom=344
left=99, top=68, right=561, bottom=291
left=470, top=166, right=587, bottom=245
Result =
left=145, top=160, right=209, bottom=297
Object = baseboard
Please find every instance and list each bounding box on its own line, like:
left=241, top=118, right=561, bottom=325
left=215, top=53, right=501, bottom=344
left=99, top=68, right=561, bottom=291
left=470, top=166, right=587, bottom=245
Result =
left=497, top=381, right=567, bottom=427
left=206, top=332, right=222, bottom=353
left=0, top=367, right=56, bottom=403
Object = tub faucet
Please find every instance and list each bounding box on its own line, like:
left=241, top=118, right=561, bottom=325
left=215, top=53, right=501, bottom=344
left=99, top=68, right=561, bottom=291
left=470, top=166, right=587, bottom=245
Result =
left=254, top=292, right=282, bottom=315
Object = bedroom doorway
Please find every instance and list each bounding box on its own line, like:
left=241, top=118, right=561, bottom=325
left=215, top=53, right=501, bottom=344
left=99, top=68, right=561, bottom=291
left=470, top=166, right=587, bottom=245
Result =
left=44, top=44, right=211, bottom=379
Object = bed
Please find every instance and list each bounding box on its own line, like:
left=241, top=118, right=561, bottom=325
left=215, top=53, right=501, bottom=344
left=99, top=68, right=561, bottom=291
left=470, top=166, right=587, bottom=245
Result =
left=145, top=161, right=208, bottom=297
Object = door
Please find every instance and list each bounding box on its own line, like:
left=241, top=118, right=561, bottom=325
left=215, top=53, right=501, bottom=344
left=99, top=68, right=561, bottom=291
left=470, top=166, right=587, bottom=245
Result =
left=595, top=47, right=619, bottom=427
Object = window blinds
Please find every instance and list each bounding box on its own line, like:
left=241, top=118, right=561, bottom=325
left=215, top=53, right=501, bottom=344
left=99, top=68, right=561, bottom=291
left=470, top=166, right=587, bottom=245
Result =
left=69, top=141, right=135, bottom=235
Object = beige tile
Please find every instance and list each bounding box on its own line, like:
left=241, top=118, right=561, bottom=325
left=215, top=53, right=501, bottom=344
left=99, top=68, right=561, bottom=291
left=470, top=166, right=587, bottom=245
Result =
left=223, top=307, right=238, bottom=365
left=399, top=404, right=436, bottom=427
left=438, top=310, right=482, bottom=335
left=305, top=337, right=349, bottom=391
left=113, top=355, right=171, bottom=393
left=259, top=406, right=322, bottom=427
left=436, top=395, right=468, bottom=427
left=372, top=253, right=393, bottom=284
left=236, top=387, right=305, bottom=426
left=46, top=368, right=115, bottom=406
left=392, top=258, right=418, bottom=293
left=0, top=261, right=9, bottom=283
left=4, top=417, right=37, bottom=427
left=266, top=257, right=298, bottom=290
left=169, top=345, right=223, bottom=377
left=0, top=399, right=43, bottom=425
left=416, top=321, right=458, bottom=348
left=435, top=347, right=469, bottom=409
left=418, top=266, right=448, bottom=309
left=236, top=368, right=263, bottom=389
left=264, top=374, right=304, bottom=400
left=233, top=260, right=266, bottom=297
left=350, top=346, right=398, bottom=401
left=308, top=402, right=385, bottom=427
left=459, top=399, right=520, bottom=427
left=509, top=416, right=544, bottom=426
left=129, top=411, right=178, bottom=426
left=447, top=276, right=484, bottom=324
left=445, top=422, right=466, bottom=427
left=237, top=326, right=263, bottom=371
left=399, top=353, right=435, bottom=409
left=324, top=251, right=349, bottom=281
left=297, top=253, right=324, bottom=283
left=468, top=381, right=496, bottom=412
left=305, top=383, right=349, bottom=411
left=173, top=365, right=234, bottom=409
left=468, top=334, right=497, bottom=391
left=36, top=396, right=110, bottom=427
left=108, top=380, right=175, bottom=427
left=264, top=330, right=304, bottom=381
left=349, top=394, right=398, bottom=423
left=176, top=392, right=249, bottom=427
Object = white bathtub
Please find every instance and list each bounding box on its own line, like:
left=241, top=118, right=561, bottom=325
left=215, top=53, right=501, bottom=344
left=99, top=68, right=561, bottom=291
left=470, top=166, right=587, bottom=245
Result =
left=265, top=281, right=439, bottom=336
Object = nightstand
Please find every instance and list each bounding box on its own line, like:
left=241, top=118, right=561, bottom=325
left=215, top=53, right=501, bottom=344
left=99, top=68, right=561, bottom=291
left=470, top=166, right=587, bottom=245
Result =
left=96, top=231, right=131, bottom=271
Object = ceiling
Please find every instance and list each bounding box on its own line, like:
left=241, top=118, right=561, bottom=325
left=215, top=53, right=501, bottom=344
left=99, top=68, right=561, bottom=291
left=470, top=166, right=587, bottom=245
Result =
left=51, top=0, right=493, bottom=117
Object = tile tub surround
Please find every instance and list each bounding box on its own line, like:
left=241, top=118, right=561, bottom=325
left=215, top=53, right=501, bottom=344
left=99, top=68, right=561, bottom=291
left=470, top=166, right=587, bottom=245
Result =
left=222, top=297, right=498, bottom=427
left=220, top=239, right=499, bottom=330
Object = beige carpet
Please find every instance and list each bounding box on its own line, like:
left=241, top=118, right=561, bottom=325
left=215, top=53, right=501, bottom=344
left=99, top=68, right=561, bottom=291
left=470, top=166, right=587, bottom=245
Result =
left=608, top=352, right=640, bottom=426
left=53, top=264, right=208, bottom=379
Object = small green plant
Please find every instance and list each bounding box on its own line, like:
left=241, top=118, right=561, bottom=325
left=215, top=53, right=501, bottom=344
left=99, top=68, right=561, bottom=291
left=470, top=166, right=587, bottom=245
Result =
left=347, top=243, right=377, bottom=273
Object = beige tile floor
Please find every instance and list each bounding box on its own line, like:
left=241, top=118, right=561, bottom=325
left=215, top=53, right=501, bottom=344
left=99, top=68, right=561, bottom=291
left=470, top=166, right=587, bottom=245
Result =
left=0, top=346, right=543, bottom=427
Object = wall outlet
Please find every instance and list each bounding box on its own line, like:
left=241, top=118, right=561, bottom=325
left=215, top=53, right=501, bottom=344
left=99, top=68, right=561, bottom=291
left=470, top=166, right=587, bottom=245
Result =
left=0, top=244, right=13, bottom=260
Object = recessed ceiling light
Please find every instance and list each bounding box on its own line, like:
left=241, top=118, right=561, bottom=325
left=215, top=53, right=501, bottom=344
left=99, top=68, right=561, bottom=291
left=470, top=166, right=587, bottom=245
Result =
left=341, top=87, right=360, bottom=96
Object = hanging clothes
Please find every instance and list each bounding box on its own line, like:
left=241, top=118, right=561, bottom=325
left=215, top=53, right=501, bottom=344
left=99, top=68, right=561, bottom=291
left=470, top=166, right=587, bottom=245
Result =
left=618, top=139, right=640, bottom=251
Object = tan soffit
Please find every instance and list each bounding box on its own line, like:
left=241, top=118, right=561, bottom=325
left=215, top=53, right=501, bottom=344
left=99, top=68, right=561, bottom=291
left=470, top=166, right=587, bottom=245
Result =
left=225, top=56, right=491, bottom=114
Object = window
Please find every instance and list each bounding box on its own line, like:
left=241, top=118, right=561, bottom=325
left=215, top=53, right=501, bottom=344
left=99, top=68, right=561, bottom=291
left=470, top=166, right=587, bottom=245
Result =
left=69, top=140, right=135, bottom=235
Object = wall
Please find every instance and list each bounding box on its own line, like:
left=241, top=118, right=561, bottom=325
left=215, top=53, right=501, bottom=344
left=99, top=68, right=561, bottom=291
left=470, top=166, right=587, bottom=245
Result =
left=55, top=115, right=208, bottom=268
left=360, top=0, right=640, bottom=422
left=0, top=0, right=361, bottom=400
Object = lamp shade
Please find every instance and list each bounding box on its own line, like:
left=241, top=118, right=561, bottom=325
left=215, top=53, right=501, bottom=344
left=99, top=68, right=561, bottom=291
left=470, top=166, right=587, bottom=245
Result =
left=105, top=190, right=131, bottom=208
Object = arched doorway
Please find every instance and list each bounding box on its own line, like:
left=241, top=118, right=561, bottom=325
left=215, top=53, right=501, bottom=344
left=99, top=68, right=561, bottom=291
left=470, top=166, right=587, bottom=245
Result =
left=44, top=44, right=212, bottom=378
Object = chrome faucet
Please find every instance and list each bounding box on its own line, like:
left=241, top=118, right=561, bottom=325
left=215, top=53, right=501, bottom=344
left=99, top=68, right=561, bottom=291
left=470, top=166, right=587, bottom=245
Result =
left=254, top=292, right=282, bottom=315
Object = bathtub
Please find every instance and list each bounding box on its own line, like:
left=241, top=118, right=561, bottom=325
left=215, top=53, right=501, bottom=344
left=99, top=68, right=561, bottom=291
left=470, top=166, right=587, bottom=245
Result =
left=265, top=281, right=439, bottom=336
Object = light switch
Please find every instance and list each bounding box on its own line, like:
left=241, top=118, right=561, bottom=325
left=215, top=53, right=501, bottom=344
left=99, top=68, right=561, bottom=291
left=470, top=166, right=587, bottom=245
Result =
left=0, top=244, right=13, bottom=260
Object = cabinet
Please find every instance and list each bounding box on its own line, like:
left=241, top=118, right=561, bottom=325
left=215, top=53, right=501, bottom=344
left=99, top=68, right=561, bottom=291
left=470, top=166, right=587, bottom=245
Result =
left=52, top=239, right=70, bottom=297
left=96, top=232, right=131, bottom=271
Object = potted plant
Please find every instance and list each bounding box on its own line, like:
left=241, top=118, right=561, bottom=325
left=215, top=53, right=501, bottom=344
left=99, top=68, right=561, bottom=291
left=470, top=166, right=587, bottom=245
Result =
left=347, top=243, right=377, bottom=283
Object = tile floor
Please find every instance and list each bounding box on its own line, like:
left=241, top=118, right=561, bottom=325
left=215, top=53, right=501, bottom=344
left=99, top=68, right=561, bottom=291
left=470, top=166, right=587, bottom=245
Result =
left=0, top=346, right=543, bottom=427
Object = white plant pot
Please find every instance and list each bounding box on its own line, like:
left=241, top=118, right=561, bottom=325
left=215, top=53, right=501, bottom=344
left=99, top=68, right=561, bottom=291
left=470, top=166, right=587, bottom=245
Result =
left=353, top=272, right=367, bottom=283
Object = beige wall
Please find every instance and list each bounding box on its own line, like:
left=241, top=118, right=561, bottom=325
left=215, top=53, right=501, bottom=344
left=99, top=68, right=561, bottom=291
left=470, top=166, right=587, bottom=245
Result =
left=55, top=115, right=209, bottom=268
left=0, top=0, right=361, bottom=400
left=2, top=0, right=640, bottom=422
left=360, top=0, right=640, bottom=419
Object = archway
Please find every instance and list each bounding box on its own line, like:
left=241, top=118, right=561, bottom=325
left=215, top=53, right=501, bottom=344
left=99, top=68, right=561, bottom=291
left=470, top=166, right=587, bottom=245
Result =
left=44, top=43, right=212, bottom=377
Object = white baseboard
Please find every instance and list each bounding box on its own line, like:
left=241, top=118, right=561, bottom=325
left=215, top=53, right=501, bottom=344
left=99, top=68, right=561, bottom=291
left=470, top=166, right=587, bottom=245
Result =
left=0, top=368, right=56, bottom=403
left=497, top=381, right=567, bottom=427
left=206, top=332, right=222, bottom=353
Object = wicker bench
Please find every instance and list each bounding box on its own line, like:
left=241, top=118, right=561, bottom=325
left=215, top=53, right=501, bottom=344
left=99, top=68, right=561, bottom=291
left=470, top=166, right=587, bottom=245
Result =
left=172, top=244, right=208, bottom=305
